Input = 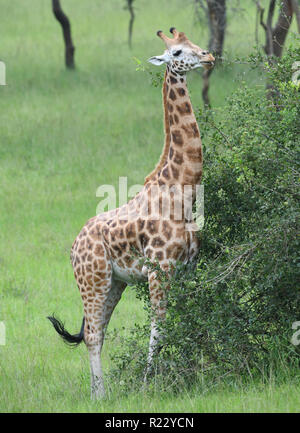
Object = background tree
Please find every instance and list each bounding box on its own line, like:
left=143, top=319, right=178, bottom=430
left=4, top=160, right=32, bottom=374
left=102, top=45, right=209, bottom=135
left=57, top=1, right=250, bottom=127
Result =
left=125, top=0, right=135, bottom=49
left=254, top=0, right=299, bottom=101
left=255, top=0, right=299, bottom=57
left=52, top=0, right=75, bottom=69
left=194, top=0, right=227, bottom=107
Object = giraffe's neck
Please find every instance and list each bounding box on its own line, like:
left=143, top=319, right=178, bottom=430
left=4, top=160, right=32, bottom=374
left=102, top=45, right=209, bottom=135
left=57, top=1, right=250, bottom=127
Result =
left=144, top=70, right=171, bottom=184
left=160, top=66, right=203, bottom=187
left=145, top=67, right=203, bottom=190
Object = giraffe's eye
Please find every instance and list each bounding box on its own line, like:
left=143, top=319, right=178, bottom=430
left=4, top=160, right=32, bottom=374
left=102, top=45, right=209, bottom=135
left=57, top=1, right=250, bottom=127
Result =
left=173, top=50, right=182, bottom=57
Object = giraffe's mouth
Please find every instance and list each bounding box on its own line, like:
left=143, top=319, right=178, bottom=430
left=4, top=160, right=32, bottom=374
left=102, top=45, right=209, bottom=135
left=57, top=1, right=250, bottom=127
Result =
left=201, top=61, right=214, bottom=69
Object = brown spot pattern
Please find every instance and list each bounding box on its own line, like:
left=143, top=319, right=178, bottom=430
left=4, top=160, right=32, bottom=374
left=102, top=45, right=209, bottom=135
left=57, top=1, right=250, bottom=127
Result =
left=151, top=237, right=165, bottom=247
left=176, top=102, right=192, bottom=116
left=186, top=146, right=202, bottom=163
left=171, top=164, right=180, bottom=179
left=162, top=221, right=173, bottom=240
left=146, top=220, right=159, bottom=235
left=173, top=151, right=183, bottom=165
left=176, top=88, right=186, bottom=97
left=169, top=89, right=176, bottom=101
left=171, top=130, right=183, bottom=146
left=162, top=167, right=170, bottom=179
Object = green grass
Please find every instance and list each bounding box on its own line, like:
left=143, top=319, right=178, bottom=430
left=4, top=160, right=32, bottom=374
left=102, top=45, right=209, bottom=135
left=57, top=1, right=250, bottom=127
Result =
left=0, top=0, right=298, bottom=412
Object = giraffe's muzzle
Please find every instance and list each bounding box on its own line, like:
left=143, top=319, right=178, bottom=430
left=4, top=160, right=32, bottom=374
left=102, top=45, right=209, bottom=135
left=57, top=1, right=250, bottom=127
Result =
left=201, top=61, right=214, bottom=70
left=200, top=53, right=215, bottom=70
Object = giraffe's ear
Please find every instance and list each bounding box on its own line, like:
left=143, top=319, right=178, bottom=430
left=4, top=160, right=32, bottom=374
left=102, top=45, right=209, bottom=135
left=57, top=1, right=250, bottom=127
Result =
left=148, top=53, right=169, bottom=66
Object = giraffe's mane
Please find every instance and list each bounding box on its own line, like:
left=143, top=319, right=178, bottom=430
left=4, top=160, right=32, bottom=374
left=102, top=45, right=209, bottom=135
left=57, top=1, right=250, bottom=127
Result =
left=144, top=70, right=170, bottom=185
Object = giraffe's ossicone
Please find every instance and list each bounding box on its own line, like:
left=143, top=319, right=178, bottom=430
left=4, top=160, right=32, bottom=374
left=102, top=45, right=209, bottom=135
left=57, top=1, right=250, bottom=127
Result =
left=48, top=28, right=215, bottom=400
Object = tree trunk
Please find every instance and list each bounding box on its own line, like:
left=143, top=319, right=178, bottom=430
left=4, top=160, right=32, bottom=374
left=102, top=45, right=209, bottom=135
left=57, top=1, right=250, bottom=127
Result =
left=271, top=0, right=294, bottom=57
left=202, top=0, right=227, bottom=107
left=257, top=0, right=294, bottom=57
left=52, top=0, right=75, bottom=69
left=126, top=0, right=135, bottom=49
left=256, top=0, right=295, bottom=102
left=206, top=0, right=226, bottom=56
left=291, top=0, right=300, bottom=33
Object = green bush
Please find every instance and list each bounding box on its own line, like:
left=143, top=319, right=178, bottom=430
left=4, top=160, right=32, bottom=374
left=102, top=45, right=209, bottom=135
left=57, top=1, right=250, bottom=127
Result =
left=108, top=47, right=300, bottom=391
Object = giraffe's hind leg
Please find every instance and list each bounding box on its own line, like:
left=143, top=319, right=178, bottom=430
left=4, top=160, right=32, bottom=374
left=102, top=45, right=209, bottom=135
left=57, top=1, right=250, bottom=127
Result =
left=84, top=278, right=126, bottom=399
left=82, top=277, right=112, bottom=399
left=75, top=240, right=115, bottom=399
left=78, top=262, right=126, bottom=399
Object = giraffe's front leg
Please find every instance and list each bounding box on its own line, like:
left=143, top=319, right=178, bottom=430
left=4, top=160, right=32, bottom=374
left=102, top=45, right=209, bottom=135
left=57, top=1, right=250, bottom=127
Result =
left=144, top=269, right=168, bottom=381
left=146, top=320, right=162, bottom=376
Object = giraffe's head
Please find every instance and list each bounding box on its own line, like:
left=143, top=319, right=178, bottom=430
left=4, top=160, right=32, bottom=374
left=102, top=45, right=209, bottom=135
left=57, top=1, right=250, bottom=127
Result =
left=148, top=28, right=215, bottom=73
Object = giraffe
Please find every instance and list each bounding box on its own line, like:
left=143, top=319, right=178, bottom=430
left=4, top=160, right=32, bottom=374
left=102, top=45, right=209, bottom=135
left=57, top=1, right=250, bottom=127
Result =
left=48, top=28, right=215, bottom=399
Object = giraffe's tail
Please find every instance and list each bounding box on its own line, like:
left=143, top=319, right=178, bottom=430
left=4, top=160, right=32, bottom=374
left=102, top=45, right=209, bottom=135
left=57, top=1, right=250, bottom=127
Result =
left=47, top=314, right=85, bottom=347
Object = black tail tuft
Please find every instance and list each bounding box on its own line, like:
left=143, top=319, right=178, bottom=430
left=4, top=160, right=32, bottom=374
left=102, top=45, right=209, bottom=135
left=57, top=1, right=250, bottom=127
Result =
left=47, top=314, right=85, bottom=347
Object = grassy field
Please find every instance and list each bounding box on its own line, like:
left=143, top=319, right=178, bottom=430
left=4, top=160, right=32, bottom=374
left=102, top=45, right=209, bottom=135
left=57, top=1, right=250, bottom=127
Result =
left=0, top=0, right=298, bottom=412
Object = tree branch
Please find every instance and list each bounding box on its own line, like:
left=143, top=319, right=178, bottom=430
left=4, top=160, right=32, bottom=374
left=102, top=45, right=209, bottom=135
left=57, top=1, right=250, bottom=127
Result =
left=126, top=0, right=135, bottom=49
left=291, top=0, right=300, bottom=33
left=52, top=0, right=75, bottom=69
